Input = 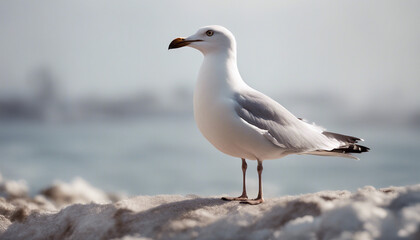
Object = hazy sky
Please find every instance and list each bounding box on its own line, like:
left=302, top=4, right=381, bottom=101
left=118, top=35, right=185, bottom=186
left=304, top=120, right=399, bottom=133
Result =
left=1, top=0, right=419, bottom=114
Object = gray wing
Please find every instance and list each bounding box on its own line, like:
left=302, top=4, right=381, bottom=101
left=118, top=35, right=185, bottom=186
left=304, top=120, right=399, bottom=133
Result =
left=234, top=90, right=340, bottom=152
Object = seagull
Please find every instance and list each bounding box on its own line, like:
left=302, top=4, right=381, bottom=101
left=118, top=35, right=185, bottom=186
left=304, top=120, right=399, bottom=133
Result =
left=168, top=25, right=369, bottom=205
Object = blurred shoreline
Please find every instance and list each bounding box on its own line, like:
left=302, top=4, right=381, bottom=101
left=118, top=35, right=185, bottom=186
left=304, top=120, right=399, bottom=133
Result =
left=0, top=72, right=193, bottom=123
left=1, top=74, right=419, bottom=128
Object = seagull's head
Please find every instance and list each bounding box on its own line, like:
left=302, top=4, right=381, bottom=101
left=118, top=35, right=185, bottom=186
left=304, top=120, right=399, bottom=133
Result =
left=168, top=25, right=236, bottom=55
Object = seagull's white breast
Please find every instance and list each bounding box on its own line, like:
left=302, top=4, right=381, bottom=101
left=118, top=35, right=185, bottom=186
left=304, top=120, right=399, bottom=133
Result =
left=193, top=54, right=285, bottom=160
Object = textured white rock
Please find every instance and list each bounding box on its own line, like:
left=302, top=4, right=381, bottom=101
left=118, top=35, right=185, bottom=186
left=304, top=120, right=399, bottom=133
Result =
left=0, top=175, right=419, bottom=240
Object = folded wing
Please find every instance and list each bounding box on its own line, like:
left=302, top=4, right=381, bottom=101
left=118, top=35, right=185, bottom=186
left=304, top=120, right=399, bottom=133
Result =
left=234, top=90, right=369, bottom=158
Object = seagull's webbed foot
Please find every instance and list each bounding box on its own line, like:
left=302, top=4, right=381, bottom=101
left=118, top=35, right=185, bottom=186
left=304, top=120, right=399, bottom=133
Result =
left=240, top=197, right=264, bottom=205
left=221, top=195, right=248, bottom=201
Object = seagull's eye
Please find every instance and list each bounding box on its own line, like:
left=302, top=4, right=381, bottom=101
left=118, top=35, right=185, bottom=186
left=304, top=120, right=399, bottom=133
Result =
left=206, top=30, right=214, bottom=37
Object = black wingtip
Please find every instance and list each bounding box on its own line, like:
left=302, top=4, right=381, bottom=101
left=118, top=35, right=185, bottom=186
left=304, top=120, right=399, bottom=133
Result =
left=330, top=144, right=370, bottom=154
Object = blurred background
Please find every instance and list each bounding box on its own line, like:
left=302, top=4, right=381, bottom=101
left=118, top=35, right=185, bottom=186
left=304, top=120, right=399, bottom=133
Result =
left=0, top=0, right=419, bottom=198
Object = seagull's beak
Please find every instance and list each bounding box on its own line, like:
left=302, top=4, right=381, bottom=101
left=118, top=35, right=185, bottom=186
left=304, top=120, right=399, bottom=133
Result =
left=168, top=37, right=203, bottom=50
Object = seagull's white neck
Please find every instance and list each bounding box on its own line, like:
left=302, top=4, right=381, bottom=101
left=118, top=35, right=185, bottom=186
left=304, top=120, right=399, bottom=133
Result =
left=197, top=48, right=245, bottom=93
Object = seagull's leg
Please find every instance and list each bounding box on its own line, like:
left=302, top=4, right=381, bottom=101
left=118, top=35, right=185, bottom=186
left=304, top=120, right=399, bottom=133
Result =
left=241, top=159, right=264, bottom=205
left=221, top=158, right=248, bottom=201
left=240, top=158, right=248, bottom=198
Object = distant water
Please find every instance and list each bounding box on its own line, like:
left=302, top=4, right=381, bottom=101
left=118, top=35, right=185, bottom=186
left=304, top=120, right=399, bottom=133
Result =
left=1, top=117, right=419, bottom=198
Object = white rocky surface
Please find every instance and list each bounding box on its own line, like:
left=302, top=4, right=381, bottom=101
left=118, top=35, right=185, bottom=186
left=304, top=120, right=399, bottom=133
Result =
left=0, top=174, right=419, bottom=240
